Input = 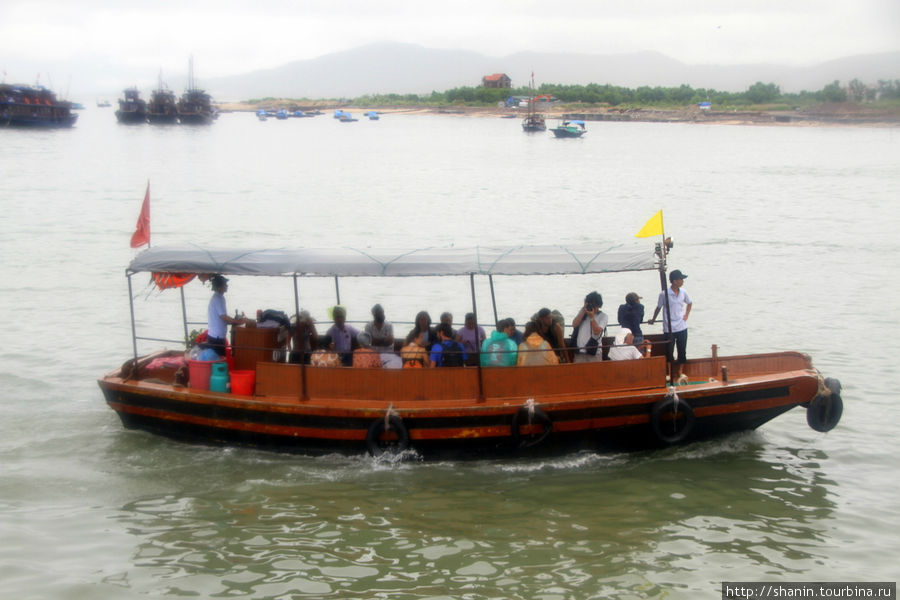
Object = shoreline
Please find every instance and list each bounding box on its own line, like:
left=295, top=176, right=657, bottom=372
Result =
left=218, top=101, right=900, bottom=127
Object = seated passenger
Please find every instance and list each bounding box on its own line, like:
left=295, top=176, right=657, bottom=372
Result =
left=400, top=332, right=432, bottom=368
left=535, top=308, right=569, bottom=363
left=480, top=318, right=518, bottom=367
left=325, top=306, right=359, bottom=367
left=439, top=312, right=457, bottom=339
left=508, top=317, right=524, bottom=346
left=430, top=323, right=466, bottom=367
left=517, top=322, right=559, bottom=366
left=365, top=303, right=402, bottom=368
left=365, top=303, right=395, bottom=353
left=290, top=310, right=318, bottom=365
left=456, top=312, right=486, bottom=366
left=405, top=310, right=434, bottom=346
left=608, top=328, right=647, bottom=361
left=617, top=292, right=645, bottom=344
left=352, top=332, right=382, bottom=368
left=309, top=334, right=342, bottom=367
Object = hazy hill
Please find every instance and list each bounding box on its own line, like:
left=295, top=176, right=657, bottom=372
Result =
left=197, top=42, right=899, bottom=101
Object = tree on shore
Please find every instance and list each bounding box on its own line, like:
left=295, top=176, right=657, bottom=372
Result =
left=351, top=78, right=900, bottom=110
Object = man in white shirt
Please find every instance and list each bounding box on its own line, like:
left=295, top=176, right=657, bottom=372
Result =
left=649, top=269, right=693, bottom=378
left=206, top=275, right=247, bottom=356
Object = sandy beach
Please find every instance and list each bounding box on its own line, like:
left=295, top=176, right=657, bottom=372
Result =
left=219, top=100, right=900, bottom=127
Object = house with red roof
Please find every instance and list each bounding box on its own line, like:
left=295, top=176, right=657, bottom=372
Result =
left=482, top=73, right=511, bottom=89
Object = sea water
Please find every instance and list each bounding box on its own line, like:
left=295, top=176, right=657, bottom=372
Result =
left=1, top=108, right=898, bottom=598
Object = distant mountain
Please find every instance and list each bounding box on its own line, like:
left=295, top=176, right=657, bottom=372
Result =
left=201, top=42, right=899, bottom=101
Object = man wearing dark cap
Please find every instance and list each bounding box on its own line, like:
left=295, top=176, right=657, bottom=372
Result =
left=649, top=269, right=693, bottom=379
left=207, top=274, right=247, bottom=356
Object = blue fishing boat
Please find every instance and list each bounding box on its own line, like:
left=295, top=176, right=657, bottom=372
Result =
left=550, top=119, right=586, bottom=138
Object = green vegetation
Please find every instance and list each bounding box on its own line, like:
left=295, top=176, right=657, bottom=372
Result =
left=351, top=79, right=900, bottom=111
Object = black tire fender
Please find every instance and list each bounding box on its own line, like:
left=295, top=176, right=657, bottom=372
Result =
left=511, top=405, right=553, bottom=448
left=366, top=415, right=410, bottom=456
left=807, top=377, right=843, bottom=433
left=650, top=395, right=696, bottom=444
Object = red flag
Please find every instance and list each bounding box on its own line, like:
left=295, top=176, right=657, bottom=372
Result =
left=130, top=182, right=150, bottom=248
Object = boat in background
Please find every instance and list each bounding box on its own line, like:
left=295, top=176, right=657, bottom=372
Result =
left=177, top=57, right=217, bottom=125
left=115, top=88, right=147, bottom=124
left=522, top=74, right=546, bottom=132
left=365, top=111, right=380, bottom=120
left=96, top=99, right=111, bottom=108
left=0, top=83, right=78, bottom=128
left=146, top=75, right=178, bottom=124
left=339, top=113, right=359, bottom=122
left=550, top=119, right=586, bottom=138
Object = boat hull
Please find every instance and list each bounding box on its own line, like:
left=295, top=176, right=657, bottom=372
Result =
left=99, top=351, right=830, bottom=459
left=1, top=112, right=78, bottom=127
left=551, top=128, right=585, bottom=138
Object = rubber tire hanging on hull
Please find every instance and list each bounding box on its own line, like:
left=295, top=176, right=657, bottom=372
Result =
left=511, top=406, right=553, bottom=449
left=366, top=415, right=410, bottom=457
left=650, top=395, right=696, bottom=444
left=807, top=377, right=843, bottom=433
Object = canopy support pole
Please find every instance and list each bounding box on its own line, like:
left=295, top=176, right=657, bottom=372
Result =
left=470, top=273, right=485, bottom=402
left=334, top=276, right=341, bottom=306
left=488, top=275, right=499, bottom=328
left=127, top=272, right=139, bottom=379
left=180, top=287, right=189, bottom=348
left=658, top=240, right=675, bottom=382
left=294, top=274, right=309, bottom=402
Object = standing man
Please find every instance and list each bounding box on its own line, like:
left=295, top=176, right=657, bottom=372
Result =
left=571, top=291, right=608, bottom=363
left=649, top=269, right=693, bottom=379
left=207, top=274, right=247, bottom=357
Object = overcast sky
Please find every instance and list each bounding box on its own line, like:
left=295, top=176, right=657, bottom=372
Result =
left=2, top=0, right=898, bottom=94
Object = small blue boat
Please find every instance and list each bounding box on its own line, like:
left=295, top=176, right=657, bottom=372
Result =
left=364, top=110, right=380, bottom=120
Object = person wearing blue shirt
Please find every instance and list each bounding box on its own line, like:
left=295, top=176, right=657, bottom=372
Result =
left=617, top=292, right=645, bottom=344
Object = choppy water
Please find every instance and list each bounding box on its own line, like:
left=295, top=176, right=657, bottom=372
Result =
left=1, top=108, right=898, bottom=598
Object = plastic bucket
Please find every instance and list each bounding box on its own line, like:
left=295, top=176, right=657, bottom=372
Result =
left=209, top=361, right=229, bottom=392
left=188, top=359, right=214, bottom=390
left=230, top=370, right=255, bottom=396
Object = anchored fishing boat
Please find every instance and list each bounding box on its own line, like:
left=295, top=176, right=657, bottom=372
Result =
left=115, top=88, right=147, bottom=124
left=146, top=76, right=178, bottom=125
left=550, top=119, right=586, bottom=138
left=0, top=83, right=78, bottom=128
left=98, top=243, right=843, bottom=459
left=521, top=74, right=546, bottom=132
left=176, top=57, right=217, bottom=125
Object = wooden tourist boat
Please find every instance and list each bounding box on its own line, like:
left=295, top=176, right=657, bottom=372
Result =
left=98, top=244, right=843, bottom=459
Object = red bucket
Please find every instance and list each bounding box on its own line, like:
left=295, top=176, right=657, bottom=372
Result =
left=187, top=359, right=218, bottom=390
left=230, top=370, right=256, bottom=396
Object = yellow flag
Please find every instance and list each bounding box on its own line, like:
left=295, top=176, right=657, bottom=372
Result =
left=635, top=210, right=664, bottom=238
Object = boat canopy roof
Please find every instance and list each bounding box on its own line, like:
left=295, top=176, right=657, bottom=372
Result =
left=128, top=244, right=659, bottom=278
